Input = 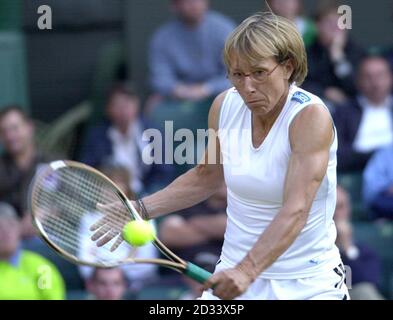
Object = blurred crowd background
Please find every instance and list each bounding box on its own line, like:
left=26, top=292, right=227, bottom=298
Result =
left=0, top=0, right=392, bottom=300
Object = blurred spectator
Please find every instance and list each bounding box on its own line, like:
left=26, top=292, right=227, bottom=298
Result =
left=303, top=0, right=364, bottom=107
left=0, top=202, right=65, bottom=300
left=334, top=56, right=393, bottom=173
left=78, top=164, right=159, bottom=292
left=148, top=0, right=234, bottom=103
left=0, top=106, right=54, bottom=239
left=85, top=268, right=129, bottom=300
left=334, top=186, right=385, bottom=299
left=266, top=0, right=316, bottom=47
left=79, top=83, right=172, bottom=195
left=363, top=144, right=393, bottom=220
left=159, top=183, right=227, bottom=299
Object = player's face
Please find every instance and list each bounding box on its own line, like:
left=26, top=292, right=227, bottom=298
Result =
left=229, top=56, right=293, bottom=117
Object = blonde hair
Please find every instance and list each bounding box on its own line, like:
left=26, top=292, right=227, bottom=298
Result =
left=223, top=12, right=308, bottom=85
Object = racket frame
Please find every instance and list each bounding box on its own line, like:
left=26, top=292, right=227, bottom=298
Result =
left=29, top=160, right=212, bottom=281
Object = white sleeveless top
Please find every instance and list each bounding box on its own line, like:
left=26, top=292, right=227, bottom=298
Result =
left=218, top=84, right=341, bottom=279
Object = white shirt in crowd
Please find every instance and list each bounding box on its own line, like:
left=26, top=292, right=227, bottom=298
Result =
left=353, top=95, right=393, bottom=153
left=108, top=121, right=145, bottom=194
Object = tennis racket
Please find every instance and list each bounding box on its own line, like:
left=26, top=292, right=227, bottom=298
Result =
left=28, top=160, right=212, bottom=284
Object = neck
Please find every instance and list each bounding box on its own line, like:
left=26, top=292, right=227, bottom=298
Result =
left=115, top=122, right=132, bottom=136
left=13, top=144, right=36, bottom=170
left=365, top=95, right=388, bottom=106
left=318, top=36, right=332, bottom=49
left=180, top=16, right=203, bottom=28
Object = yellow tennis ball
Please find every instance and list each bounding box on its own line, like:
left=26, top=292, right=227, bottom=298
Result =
left=122, top=220, right=155, bottom=246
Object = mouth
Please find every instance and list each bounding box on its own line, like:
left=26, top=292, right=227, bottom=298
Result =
left=247, top=100, right=261, bottom=104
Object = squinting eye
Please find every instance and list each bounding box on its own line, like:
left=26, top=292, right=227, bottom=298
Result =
left=253, top=70, right=266, bottom=77
left=232, top=72, right=242, bottom=78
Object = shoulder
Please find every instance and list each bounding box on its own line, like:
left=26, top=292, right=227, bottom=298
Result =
left=290, top=103, right=333, bottom=151
left=333, top=98, right=362, bottom=119
left=208, top=90, right=231, bottom=130
left=86, top=123, right=110, bottom=137
left=206, top=11, right=236, bottom=30
left=291, top=103, right=332, bottom=128
left=150, top=21, right=177, bottom=45
left=290, top=89, right=315, bottom=105
left=20, top=250, right=59, bottom=271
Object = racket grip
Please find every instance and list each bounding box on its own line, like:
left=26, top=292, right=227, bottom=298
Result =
left=184, top=262, right=212, bottom=284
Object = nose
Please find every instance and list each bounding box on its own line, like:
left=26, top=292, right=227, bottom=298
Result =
left=242, top=76, right=256, bottom=94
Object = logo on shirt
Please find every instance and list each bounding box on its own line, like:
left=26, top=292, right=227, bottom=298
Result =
left=292, top=91, right=311, bottom=104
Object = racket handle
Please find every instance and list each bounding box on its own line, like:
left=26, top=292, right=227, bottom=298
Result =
left=184, top=262, right=212, bottom=284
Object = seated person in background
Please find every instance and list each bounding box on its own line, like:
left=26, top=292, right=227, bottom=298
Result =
left=334, top=56, right=393, bottom=173
left=159, top=183, right=227, bottom=297
left=0, top=106, right=54, bottom=240
left=0, top=202, right=65, bottom=300
left=266, top=0, right=316, bottom=47
left=79, top=83, right=172, bottom=195
left=78, top=164, right=159, bottom=292
left=148, top=0, right=234, bottom=104
left=85, top=268, right=129, bottom=300
left=334, top=186, right=385, bottom=299
left=303, top=0, right=364, bottom=107
left=363, top=144, right=393, bottom=220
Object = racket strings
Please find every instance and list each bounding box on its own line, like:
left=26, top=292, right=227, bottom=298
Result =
left=32, top=166, right=137, bottom=266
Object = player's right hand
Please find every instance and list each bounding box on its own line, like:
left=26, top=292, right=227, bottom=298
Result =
left=90, top=200, right=136, bottom=252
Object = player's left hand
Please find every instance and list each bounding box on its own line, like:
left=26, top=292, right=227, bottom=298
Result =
left=203, top=266, right=254, bottom=300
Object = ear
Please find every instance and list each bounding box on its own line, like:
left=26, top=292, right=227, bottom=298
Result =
left=283, top=59, right=295, bottom=81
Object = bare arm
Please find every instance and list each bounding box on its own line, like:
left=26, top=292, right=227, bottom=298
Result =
left=205, top=104, right=334, bottom=298
left=142, top=91, right=227, bottom=219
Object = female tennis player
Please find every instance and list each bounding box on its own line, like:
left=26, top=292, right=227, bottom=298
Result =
left=93, top=12, right=349, bottom=300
